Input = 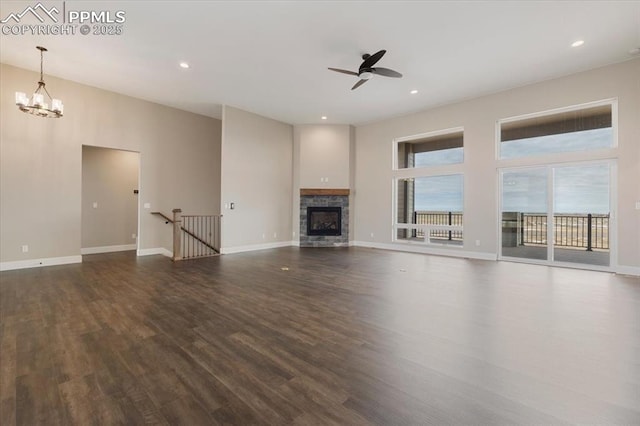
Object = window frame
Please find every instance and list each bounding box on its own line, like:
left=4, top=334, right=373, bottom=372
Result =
left=495, top=99, right=618, bottom=163
left=391, top=126, right=465, bottom=247
left=392, top=126, right=465, bottom=171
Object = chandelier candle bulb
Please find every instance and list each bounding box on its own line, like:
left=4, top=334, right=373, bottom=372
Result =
left=32, top=93, right=44, bottom=108
left=52, top=99, right=63, bottom=113
left=15, top=92, right=28, bottom=106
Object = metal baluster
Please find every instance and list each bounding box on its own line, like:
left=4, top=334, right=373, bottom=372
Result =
left=586, top=213, right=592, bottom=251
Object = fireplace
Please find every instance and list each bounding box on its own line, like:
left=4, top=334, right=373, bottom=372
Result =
left=300, top=189, right=349, bottom=247
left=307, top=207, right=341, bottom=236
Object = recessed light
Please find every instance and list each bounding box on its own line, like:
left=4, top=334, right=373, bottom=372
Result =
left=179, top=62, right=190, bottom=69
left=571, top=40, right=584, bottom=48
left=321, top=116, right=327, bottom=120
left=410, top=89, right=418, bottom=94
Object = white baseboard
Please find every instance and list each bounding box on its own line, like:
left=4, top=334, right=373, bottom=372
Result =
left=0, top=255, right=82, bottom=272
left=81, top=244, right=136, bottom=255
left=616, top=265, right=640, bottom=276
left=221, top=241, right=293, bottom=255
left=137, top=247, right=173, bottom=258
left=352, top=240, right=498, bottom=261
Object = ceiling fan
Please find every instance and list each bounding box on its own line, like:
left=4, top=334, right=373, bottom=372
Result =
left=328, top=49, right=403, bottom=90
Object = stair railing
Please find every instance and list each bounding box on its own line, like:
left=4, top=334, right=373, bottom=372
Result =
left=152, top=209, right=221, bottom=261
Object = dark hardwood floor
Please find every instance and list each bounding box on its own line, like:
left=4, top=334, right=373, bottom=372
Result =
left=1, top=247, right=639, bottom=425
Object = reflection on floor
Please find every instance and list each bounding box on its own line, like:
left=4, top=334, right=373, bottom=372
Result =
left=502, top=245, right=610, bottom=266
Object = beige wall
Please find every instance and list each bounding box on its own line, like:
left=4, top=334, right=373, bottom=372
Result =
left=221, top=106, right=293, bottom=250
left=292, top=124, right=355, bottom=241
left=354, top=59, right=640, bottom=270
left=81, top=146, right=139, bottom=250
left=297, top=124, right=352, bottom=188
left=0, top=63, right=221, bottom=264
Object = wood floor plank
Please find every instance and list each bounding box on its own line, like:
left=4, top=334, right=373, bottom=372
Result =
left=160, top=395, right=218, bottom=426
left=1, top=248, right=639, bottom=425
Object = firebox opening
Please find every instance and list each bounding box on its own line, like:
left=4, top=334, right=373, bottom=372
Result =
left=307, top=207, right=342, bottom=236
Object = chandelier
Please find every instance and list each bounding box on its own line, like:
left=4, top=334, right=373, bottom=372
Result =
left=15, top=46, right=64, bottom=118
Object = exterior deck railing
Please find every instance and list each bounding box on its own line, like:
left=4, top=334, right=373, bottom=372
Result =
left=413, top=211, right=463, bottom=241
left=517, top=213, right=609, bottom=250
left=412, top=211, right=609, bottom=250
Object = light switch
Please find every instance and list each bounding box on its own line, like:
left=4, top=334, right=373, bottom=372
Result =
left=144, top=202, right=151, bottom=209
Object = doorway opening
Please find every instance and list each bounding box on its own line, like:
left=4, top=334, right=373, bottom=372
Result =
left=81, top=146, right=140, bottom=255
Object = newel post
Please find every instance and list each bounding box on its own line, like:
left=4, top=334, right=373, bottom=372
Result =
left=172, top=208, right=182, bottom=261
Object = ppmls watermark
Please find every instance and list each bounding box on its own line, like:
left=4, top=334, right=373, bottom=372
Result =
left=1, top=2, right=126, bottom=36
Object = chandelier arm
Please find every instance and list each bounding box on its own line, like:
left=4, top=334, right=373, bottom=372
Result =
left=42, top=85, right=54, bottom=101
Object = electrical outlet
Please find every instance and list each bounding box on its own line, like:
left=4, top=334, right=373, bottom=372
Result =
left=273, top=232, right=277, bottom=238
left=370, top=232, right=374, bottom=238
left=230, top=202, right=235, bottom=210
left=475, top=240, right=481, bottom=247
left=144, top=202, right=151, bottom=209
left=132, top=233, right=137, bottom=239
left=262, top=233, right=266, bottom=239
left=92, top=202, right=98, bottom=208
left=21, top=245, right=29, bottom=253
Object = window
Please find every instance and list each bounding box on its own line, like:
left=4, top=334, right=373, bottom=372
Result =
left=393, top=128, right=464, bottom=246
left=396, top=129, right=463, bottom=169
left=497, top=100, right=616, bottom=270
left=396, top=175, right=464, bottom=244
left=499, top=103, right=613, bottom=159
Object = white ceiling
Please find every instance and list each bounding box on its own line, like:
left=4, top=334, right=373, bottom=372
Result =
left=1, top=1, right=639, bottom=125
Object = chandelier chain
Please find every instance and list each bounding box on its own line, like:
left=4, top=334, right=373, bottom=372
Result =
left=40, top=48, right=44, bottom=82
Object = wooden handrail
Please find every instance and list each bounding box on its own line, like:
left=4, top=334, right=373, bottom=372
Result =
left=151, top=211, right=173, bottom=223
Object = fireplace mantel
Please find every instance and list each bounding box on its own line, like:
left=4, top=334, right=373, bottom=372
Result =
left=300, top=188, right=350, bottom=196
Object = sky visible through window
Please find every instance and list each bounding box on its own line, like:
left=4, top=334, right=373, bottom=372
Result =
left=414, top=175, right=463, bottom=212
left=413, top=128, right=611, bottom=213
left=501, top=128, right=612, bottom=159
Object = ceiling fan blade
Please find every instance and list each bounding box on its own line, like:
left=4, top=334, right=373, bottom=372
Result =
left=371, top=67, right=403, bottom=78
left=361, top=49, right=386, bottom=69
left=351, top=79, right=368, bottom=90
left=328, top=67, right=358, bottom=76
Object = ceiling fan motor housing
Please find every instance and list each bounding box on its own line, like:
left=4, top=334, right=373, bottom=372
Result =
left=359, top=70, right=374, bottom=80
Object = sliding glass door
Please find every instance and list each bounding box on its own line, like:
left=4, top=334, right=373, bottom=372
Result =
left=501, top=168, right=548, bottom=261
left=553, top=163, right=610, bottom=267
left=500, top=161, right=613, bottom=268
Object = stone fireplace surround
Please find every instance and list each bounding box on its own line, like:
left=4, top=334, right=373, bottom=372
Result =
left=299, top=189, right=349, bottom=247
